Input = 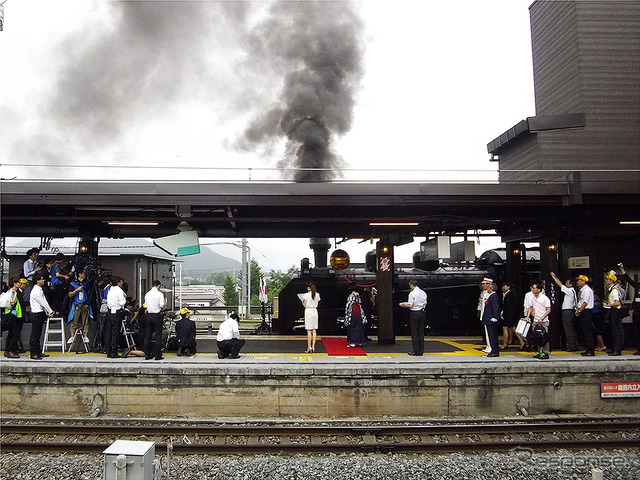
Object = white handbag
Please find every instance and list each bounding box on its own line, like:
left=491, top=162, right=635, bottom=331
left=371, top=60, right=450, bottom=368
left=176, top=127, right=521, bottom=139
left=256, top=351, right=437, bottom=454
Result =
left=516, top=318, right=531, bottom=337
left=0, top=290, right=14, bottom=309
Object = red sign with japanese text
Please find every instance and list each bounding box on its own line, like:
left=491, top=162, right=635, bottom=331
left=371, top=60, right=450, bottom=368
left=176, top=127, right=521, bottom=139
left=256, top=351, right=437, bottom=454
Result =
left=601, top=382, right=640, bottom=398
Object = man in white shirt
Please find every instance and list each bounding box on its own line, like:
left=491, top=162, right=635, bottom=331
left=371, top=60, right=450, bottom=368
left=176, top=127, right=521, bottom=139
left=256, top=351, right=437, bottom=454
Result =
left=550, top=272, right=578, bottom=351
left=29, top=272, right=53, bottom=360
left=525, top=280, right=551, bottom=359
left=144, top=280, right=167, bottom=360
left=216, top=313, right=245, bottom=359
left=400, top=280, right=428, bottom=356
left=23, top=248, right=41, bottom=283
left=575, top=275, right=596, bottom=356
left=105, top=276, right=127, bottom=358
left=603, top=271, right=623, bottom=356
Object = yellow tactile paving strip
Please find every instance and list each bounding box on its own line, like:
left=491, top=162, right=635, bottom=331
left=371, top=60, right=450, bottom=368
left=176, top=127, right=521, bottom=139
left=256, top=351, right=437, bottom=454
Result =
left=6, top=336, right=633, bottom=360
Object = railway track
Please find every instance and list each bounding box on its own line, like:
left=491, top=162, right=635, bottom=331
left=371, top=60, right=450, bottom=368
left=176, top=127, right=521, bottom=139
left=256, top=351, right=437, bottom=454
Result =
left=2, top=419, right=639, bottom=455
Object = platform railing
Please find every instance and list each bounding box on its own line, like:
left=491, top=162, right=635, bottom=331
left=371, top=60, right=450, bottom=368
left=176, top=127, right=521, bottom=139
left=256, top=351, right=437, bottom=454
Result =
left=172, top=305, right=272, bottom=335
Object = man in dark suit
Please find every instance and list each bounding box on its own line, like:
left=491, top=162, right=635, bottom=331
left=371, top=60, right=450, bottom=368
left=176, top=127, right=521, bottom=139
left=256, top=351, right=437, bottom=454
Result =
left=482, top=281, right=501, bottom=357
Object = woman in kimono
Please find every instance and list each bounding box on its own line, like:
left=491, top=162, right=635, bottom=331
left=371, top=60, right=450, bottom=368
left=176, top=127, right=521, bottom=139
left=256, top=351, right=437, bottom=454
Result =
left=345, top=284, right=366, bottom=348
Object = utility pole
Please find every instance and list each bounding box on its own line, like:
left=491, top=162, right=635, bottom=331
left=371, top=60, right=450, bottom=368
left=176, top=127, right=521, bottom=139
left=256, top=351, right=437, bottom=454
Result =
left=240, top=238, right=250, bottom=318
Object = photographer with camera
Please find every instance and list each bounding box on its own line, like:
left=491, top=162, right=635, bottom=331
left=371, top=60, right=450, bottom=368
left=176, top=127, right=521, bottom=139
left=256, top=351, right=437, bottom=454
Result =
left=67, top=271, right=92, bottom=347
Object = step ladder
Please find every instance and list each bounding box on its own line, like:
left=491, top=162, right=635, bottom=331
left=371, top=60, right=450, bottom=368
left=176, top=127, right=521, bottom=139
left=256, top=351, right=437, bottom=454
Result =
left=67, top=328, right=89, bottom=353
left=122, top=320, right=136, bottom=349
left=42, top=317, right=66, bottom=354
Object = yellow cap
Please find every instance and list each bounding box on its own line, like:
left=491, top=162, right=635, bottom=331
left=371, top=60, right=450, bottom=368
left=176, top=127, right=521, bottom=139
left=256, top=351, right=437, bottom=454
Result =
left=577, top=275, right=589, bottom=282
left=180, top=307, right=192, bottom=315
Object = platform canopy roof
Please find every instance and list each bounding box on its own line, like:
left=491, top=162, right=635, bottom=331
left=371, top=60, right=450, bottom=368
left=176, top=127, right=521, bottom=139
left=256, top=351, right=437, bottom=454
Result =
left=1, top=180, right=639, bottom=242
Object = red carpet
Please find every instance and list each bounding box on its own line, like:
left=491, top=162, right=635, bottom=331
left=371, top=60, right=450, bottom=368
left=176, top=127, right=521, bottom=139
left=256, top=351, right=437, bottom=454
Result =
left=321, top=337, right=366, bottom=356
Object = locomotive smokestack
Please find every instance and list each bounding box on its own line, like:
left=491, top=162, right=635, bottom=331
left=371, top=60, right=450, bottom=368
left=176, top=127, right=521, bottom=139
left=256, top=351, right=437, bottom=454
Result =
left=309, top=237, right=331, bottom=269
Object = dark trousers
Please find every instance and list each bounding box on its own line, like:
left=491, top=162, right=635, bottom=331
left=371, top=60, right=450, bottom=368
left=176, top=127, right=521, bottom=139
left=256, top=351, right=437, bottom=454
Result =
left=144, top=313, right=164, bottom=359
left=633, top=312, right=640, bottom=350
left=580, top=309, right=595, bottom=353
left=561, top=309, right=578, bottom=349
left=607, top=308, right=624, bottom=354
left=178, top=345, right=197, bottom=356
left=5, top=314, right=24, bottom=353
left=409, top=310, right=426, bottom=355
left=486, top=323, right=499, bottom=355
left=29, top=311, right=47, bottom=356
left=217, top=338, right=245, bottom=358
left=105, top=309, right=123, bottom=357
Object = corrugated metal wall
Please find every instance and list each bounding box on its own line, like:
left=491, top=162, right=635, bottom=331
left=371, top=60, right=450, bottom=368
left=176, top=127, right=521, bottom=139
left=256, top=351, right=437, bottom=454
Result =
left=499, top=0, right=640, bottom=189
left=531, top=1, right=583, bottom=115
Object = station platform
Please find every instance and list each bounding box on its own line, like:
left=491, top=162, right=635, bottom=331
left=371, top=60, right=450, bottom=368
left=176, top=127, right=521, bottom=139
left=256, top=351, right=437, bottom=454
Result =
left=2, top=336, right=639, bottom=421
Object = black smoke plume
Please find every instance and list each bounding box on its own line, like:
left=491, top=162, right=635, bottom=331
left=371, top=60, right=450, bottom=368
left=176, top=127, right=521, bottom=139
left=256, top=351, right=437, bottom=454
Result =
left=237, top=2, right=365, bottom=182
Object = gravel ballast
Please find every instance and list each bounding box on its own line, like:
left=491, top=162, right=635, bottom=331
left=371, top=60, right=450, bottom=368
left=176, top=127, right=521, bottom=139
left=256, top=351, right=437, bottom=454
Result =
left=2, top=448, right=639, bottom=480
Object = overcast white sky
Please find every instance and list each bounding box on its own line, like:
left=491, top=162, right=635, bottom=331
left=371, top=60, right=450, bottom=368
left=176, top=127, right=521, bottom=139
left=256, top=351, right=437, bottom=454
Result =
left=0, top=0, right=535, bottom=181
left=1, top=0, right=535, bottom=269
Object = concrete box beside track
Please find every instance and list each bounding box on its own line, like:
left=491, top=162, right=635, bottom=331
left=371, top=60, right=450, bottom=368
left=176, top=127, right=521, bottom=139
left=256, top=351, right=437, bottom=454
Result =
left=103, top=440, right=156, bottom=480
left=1, top=360, right=639, bottom=419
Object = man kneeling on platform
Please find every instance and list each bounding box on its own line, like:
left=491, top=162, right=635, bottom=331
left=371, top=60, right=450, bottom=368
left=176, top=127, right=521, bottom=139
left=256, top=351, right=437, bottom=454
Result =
left=176, top=307, right=197, bottom=357
left=217, top=313, right=245, bottom=359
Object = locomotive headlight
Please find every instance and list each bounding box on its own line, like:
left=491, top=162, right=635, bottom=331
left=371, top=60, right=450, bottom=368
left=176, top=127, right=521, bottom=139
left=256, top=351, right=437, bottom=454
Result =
left=330, top=249, right=350, bottom=270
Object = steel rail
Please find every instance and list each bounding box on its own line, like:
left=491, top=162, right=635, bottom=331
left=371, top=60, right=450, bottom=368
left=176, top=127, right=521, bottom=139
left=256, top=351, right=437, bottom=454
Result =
left=2, top=420, right=639, bottom=455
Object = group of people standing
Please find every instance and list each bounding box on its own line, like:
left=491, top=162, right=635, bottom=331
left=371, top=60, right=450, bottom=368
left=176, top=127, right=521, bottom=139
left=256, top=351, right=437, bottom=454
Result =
left=5, top=249, right=638, bottom=361
left=551, top=264, right=638, bottom=357
left=0, top=273, right=54, bottom=360
left=1, top=248, right=79, bottom=360
left=478, top=264, right=638, bottom=359
left=0, top=247, right=200, bottom=361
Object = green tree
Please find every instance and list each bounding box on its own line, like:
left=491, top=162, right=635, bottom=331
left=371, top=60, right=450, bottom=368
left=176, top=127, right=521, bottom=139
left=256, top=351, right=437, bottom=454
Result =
left=234, top=259, right=263, bottom=305
left=250, top=259, right=262, bottom=305
left=222, top=273, right=239, bottom=307
left=265, top=266, right=298, bottom=302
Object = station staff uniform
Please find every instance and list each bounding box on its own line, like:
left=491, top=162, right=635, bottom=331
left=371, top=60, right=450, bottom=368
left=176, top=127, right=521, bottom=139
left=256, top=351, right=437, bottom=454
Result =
left=482, top=289, right=501, bottom=356
left=604, top=272, right=623, bottom=356
left=576, top=278, right=595, bottom=355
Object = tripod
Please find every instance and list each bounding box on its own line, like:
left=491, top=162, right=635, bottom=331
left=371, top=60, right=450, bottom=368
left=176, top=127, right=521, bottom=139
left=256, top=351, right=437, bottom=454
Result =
left=67, top=325, right=90, bottom=353
left=254, top=302, right=272, bottom=335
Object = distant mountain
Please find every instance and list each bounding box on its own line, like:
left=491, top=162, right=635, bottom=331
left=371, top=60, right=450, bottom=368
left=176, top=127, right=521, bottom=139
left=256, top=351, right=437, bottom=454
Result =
left=177, top=246, right=241, bottom=277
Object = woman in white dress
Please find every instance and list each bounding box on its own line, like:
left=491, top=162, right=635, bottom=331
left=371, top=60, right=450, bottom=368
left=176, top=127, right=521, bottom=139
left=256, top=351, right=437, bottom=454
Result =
left=300, top=282, right=320, bottom=353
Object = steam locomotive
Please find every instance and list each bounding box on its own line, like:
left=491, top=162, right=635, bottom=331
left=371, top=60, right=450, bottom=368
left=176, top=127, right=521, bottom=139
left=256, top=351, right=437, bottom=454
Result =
left=273, top=239, right=540, bottom=336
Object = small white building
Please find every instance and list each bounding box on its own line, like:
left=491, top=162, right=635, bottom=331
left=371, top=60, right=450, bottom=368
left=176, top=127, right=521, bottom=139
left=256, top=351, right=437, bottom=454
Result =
left=175, top=285, right=225, bottom=308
